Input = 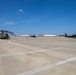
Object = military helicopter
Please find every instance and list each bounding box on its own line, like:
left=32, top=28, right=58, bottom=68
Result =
left=65, top=33, right=76, bottom=38
left=0, top=30, right=16, bottom=39
left=30, top=35, right=36, bottom=38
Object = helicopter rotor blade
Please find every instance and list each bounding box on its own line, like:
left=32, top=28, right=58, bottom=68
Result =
left=7, top=31, right=16, bottom=36
left=0, top=30, right=16, bottom=36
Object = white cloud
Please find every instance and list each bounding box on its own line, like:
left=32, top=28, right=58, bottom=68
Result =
left=5, top=22, right=15, bottom=25
left=19, top=9, right=24, bottom=12
left=0, top=21, right=15, bottom=25
left=20, top=19, right=39, bottom=23
left=20, top=18, right=43, bottom=23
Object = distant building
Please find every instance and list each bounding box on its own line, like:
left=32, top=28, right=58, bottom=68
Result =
left=19, top=35, right=30, bottom=36
left=44, top=34, right=56, bottom=37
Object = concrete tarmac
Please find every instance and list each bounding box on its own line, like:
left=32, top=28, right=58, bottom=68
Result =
left=0, top=36, right=76, bottom=75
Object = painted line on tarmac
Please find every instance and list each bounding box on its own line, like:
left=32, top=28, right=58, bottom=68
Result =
left=0, top=47, right=62, bottom=58
left=17, top=57, right=76, bottom=75
left=7, top=41, right=45, bottom=51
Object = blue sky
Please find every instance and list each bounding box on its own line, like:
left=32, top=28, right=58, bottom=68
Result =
left=0, top=0, right=76, bottom=35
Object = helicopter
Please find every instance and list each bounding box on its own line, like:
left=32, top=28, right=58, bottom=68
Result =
left=0, top=30, right=16, bottom=39
left=65, top=33, right=76, bottom=38
left=30, top=35, right=36, bottom=38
